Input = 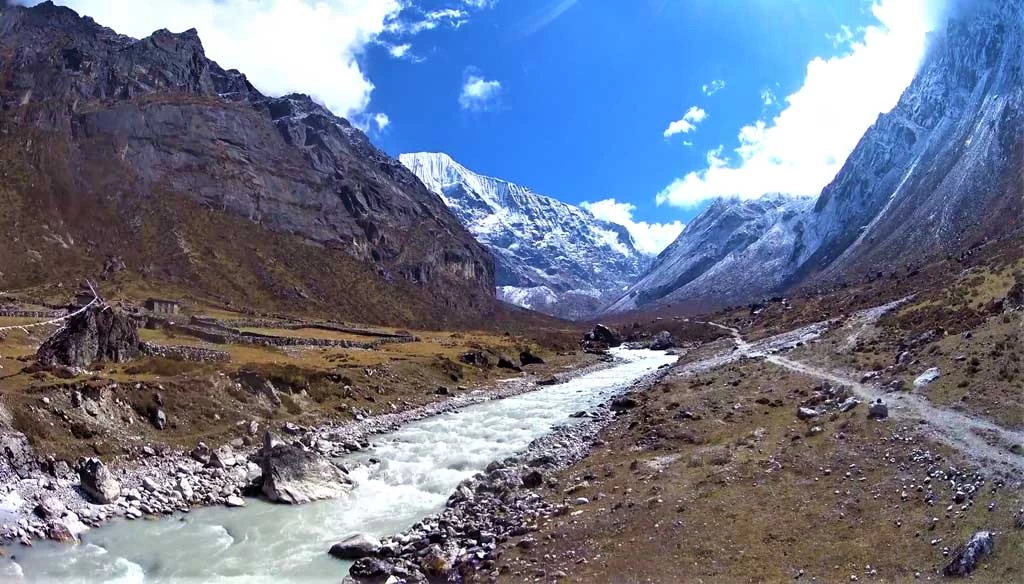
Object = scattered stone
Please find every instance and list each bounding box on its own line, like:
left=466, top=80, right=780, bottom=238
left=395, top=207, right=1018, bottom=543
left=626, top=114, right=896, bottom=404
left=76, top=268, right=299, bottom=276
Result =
left=208, top=445, right=236, bottom=469
left=611, top=396, right=638, bottom=411
left=34, top=496, right=67, bottom=520
left=190, top=443, right=212, bottom=465
left=350, top=558, right=393, bottom=580
left=914, top=367, right=941, bottom=389
left=868, top=398, right=889, bottom=420
left=797, top=407, right=820, bottom=420
left=519, top=350, right=545, bottom=366
left=497, top=356, right=521, bottom=371
left=150, top=408, right=167, bottom=430
left=521, top=470, right=544, bottom=489
left=537, top=376, right=559, bottom=386
left=838, top=397, right=860, bottom=412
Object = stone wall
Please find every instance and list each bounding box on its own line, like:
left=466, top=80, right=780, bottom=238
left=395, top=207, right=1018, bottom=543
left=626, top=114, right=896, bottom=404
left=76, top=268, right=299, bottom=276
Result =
left=139, top=342, right=230, bottom=363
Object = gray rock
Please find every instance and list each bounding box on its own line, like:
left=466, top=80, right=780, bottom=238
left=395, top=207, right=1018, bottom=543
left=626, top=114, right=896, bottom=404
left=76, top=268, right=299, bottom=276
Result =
left=649, top=330, right=675, bottom=351
left=150, top=408, right=167, bottom=430
left=47, top=520, right=78, bottom=544
left=349, top=558, right=393, bottom=580
left=78, top=458, right=121, bottom=504
left=208, top=445, right=236, bottom=468
left=838, top=397, right=860, bottom=412
left=190, top=443, right=212, bottom=465
left=261, top=442, right=352, bottom=504
left=225, top=495, right=246, bottom=508
left=944, top=531, right=994, bottom=577
left=329, top=533, right=382, bottom=560
left=796, top=407, right=820, bottom=420
left=868, top=398, right=889, bottom=420
left=36, top=306, right=140, bottom=368
left=34, top=496, right=67, bottom=520
left=914, top=367, right=941, bottom=389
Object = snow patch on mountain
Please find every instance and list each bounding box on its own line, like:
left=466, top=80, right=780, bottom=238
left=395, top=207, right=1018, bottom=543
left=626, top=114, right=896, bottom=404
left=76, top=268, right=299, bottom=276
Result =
left=400, top=152, right=650, bottom=319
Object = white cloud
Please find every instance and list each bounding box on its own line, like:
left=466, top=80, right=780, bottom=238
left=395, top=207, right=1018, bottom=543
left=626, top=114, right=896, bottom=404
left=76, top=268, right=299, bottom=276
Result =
left=581, top=199, right=685, bottom=255
left=657, top=0, right=941, bottom=208
left=351, top=111, right=390, bottom=134
left=701, top=79, right=726, bottom=96
left=26, top=0, right=404, bottom=119
left=827, top=25, right=856, bottom=48
left=388, top=43, right=412, bottom=58
left=760, top=88, right=776, bottom=106
left=396, top=8, right=468, bottom=34
left=663, top=106, right=707, bottom=138
left=459, top=74, right=502, bottom=111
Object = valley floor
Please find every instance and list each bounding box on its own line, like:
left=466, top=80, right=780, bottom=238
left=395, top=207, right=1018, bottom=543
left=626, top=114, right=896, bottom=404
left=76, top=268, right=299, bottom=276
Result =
left=493, top=301, right=1023, bottom=583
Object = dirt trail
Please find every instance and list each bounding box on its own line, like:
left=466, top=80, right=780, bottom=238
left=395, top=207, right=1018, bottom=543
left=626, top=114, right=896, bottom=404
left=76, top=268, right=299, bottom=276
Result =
left=694, top=305, right=1024, bottom=476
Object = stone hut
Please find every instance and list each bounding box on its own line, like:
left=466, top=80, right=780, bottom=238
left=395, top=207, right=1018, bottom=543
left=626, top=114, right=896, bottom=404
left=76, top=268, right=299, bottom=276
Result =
left=144, top=298, right=181, bottom=315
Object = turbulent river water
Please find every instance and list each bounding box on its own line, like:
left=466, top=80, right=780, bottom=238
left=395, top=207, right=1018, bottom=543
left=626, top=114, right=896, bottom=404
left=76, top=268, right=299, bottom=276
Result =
left=3, top=348, right=676, bottom=583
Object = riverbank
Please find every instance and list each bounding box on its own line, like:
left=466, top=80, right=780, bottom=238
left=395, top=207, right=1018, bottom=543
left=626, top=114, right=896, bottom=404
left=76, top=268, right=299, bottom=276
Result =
left=341, top=358, right=677, bottom=583
left=3, top=348, right=675, bottom=582
left=490, top=309, right=1024, bottom=582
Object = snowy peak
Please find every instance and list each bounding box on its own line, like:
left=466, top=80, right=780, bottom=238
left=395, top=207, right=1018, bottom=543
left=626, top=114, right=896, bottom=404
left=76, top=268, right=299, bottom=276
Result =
left=606, top=194, right=813, bottom=313
left=401, top=152, right=650, bottom=319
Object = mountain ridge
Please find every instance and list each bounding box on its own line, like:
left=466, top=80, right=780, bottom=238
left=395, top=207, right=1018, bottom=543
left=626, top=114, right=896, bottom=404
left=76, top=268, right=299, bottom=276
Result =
left=0, top=1, right=498, bottom=328
left=607, top=0, right=1024, bottom=315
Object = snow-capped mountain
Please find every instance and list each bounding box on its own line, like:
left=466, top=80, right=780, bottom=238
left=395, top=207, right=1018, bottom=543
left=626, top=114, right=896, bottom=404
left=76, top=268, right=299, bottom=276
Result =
left=606, top=0, right=1024, bottom=314
left=400, top=152, right=650, bottom=319
left=605, top=195, right=812, bottom=313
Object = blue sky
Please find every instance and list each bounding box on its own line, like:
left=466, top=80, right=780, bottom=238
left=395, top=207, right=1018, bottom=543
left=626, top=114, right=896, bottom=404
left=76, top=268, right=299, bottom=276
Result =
left=24, top=0, right=943, bottom=254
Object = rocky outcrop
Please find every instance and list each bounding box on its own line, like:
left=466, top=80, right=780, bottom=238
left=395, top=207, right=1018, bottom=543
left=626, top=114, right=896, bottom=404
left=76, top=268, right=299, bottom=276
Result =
left=77, top=458, right=121, bottom=504
left=36, top=306, right=140, bottom=368
left=259, top=435, right=352, bottom=504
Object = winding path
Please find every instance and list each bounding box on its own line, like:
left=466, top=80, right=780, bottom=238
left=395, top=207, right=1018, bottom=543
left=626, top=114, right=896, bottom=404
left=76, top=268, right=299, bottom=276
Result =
left=695, top=305, right=1024, bottom=476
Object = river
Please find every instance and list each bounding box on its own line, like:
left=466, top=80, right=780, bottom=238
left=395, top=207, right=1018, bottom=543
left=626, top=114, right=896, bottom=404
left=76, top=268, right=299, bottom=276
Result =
left=2, top=348, right=676, bottom=583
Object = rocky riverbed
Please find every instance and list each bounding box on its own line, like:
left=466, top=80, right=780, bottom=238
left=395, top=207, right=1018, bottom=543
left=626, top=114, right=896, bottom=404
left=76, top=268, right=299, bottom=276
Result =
left=339, top=363, right=673, bottom=583
left=0, top=353, right=623, bottom=559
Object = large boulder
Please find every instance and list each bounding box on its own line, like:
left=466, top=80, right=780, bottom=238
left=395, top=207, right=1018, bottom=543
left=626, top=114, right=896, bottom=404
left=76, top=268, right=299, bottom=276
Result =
left=37, top=306, right=140, bottom=368
left=649, top=330, right=675, bottom=351
left=260, top=437, right=352, bottom=504
left=329, top=533, right=382, bottom=560
left=584, top=324, right=622, bottom=348
left=944, top=531, right=994, bottom=577
left=77, top=457, right=121, bottom=504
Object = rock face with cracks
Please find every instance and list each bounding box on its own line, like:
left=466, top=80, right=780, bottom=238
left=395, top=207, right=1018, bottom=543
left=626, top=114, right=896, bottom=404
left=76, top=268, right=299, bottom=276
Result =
left=259, top=439, right=352, bottom=505
left=36, top=306, right=140, bottom=368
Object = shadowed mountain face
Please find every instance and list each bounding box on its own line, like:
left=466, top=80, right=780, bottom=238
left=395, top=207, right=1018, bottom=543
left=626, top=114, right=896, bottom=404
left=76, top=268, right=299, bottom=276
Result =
left=0, top=1, right=495, bottom=327
left=607, top=0, right=1024, bottom=315
left=401, top=152, right=650, bottom=320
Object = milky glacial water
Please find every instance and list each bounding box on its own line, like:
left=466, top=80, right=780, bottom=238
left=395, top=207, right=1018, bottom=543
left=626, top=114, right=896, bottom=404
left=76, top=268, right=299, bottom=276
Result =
left=3, top=348, right=675, bottom=583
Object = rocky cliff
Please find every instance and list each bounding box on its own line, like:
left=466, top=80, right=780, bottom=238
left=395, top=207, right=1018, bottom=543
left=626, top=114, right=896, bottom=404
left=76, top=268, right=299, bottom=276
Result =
left=401, top=152, right=649, bottom=319
left=0, top=2, right=494, bottom=327
left=606, top=0, right=1024, bottom=314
